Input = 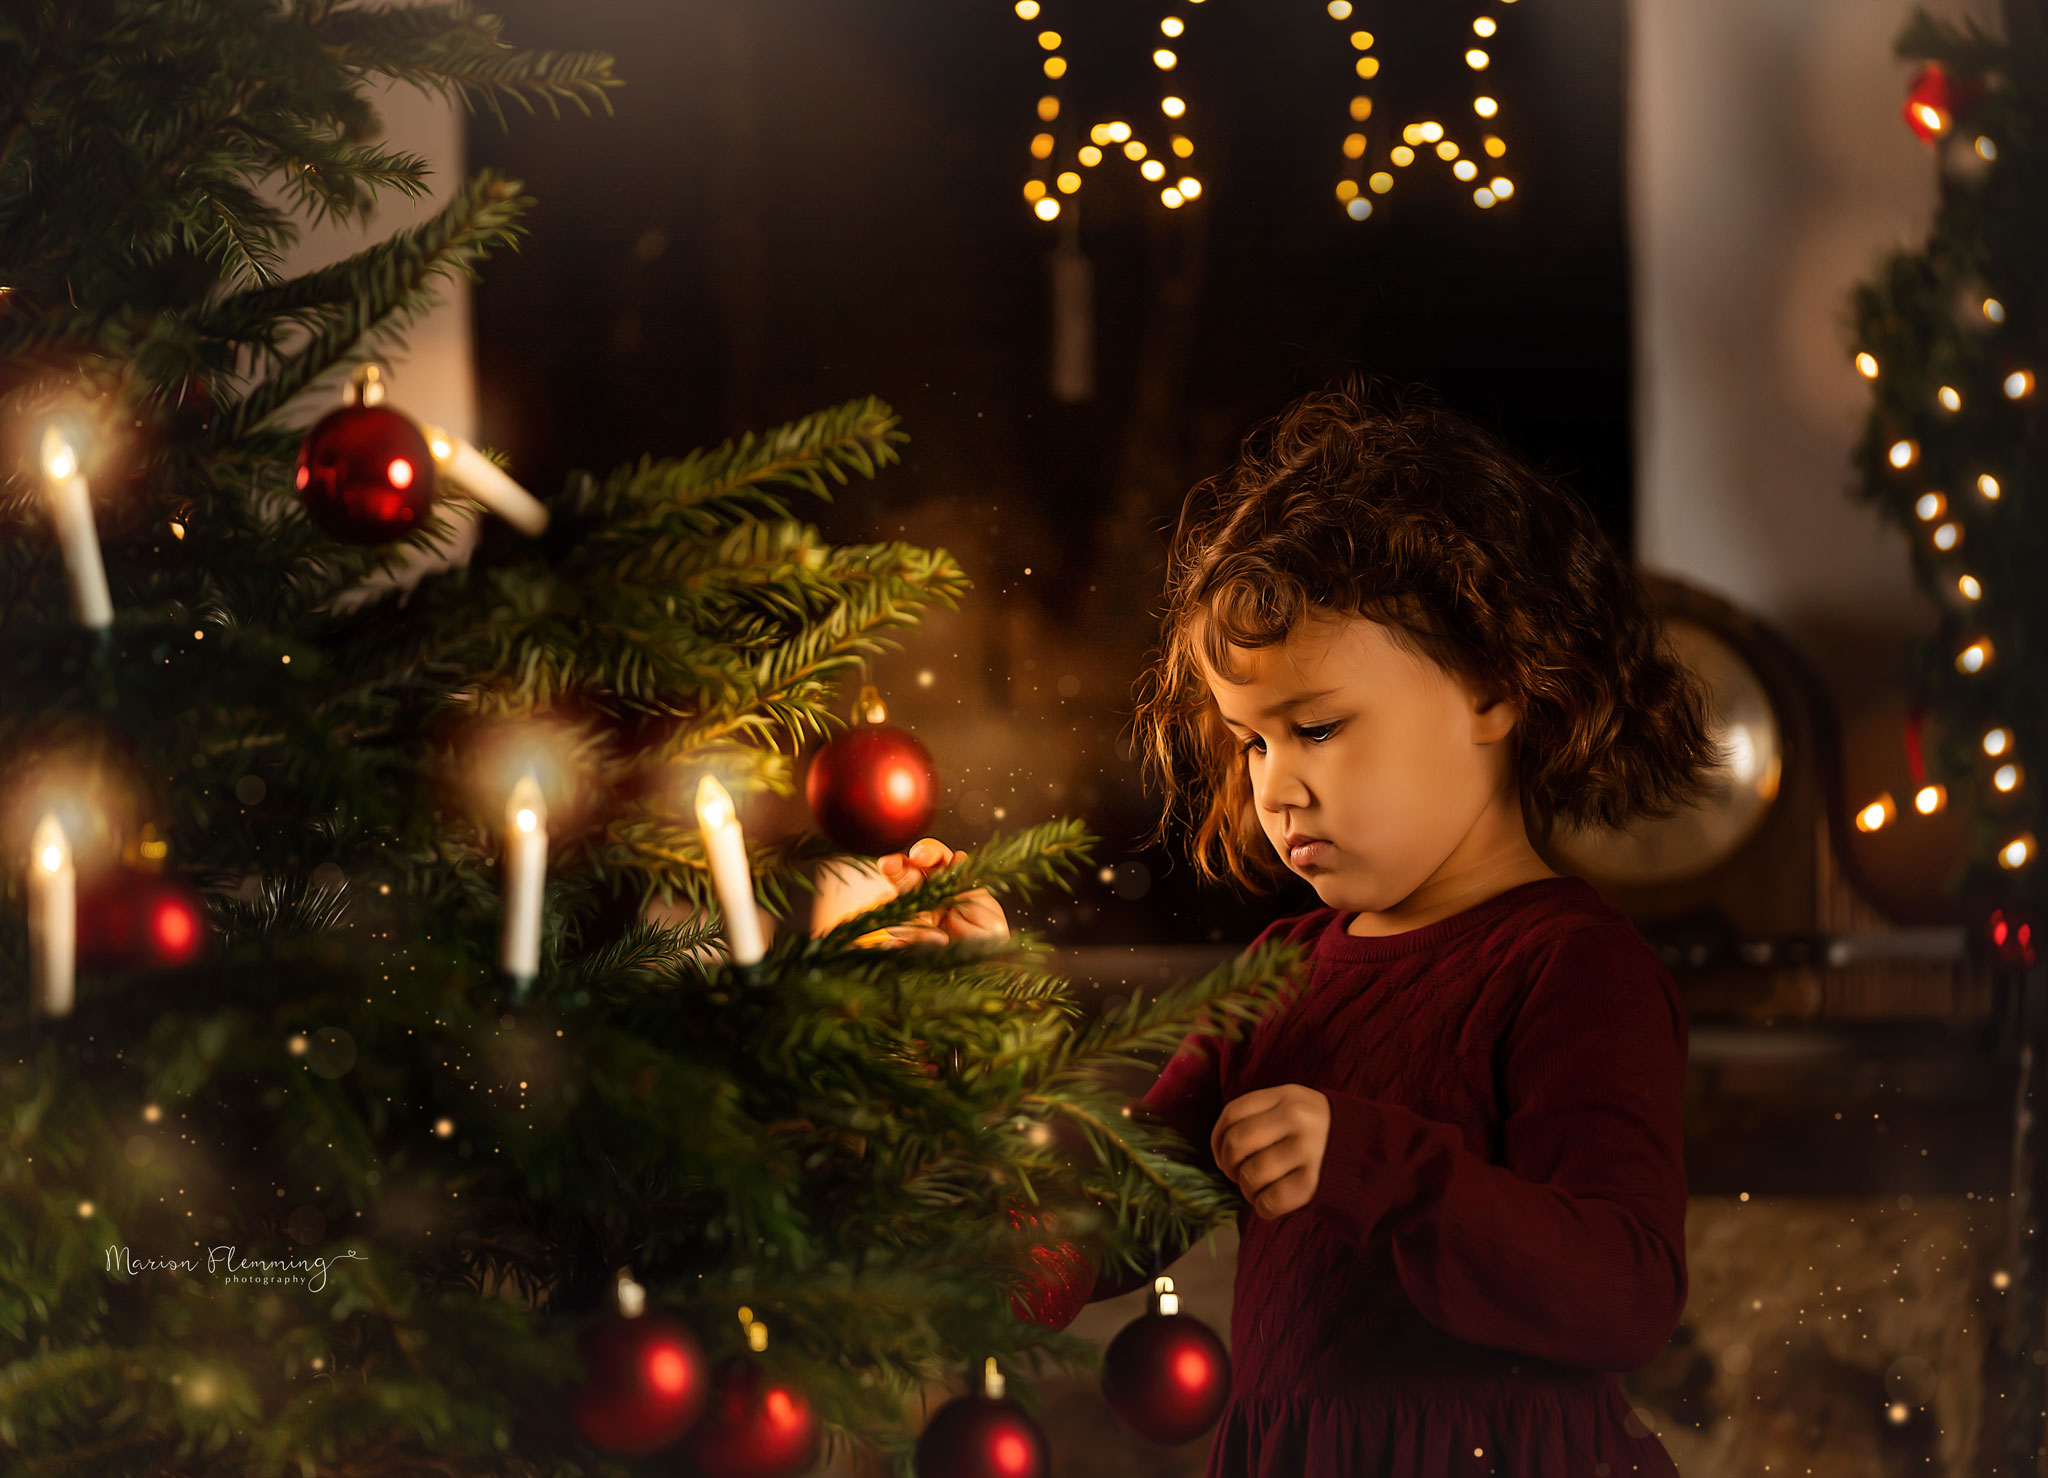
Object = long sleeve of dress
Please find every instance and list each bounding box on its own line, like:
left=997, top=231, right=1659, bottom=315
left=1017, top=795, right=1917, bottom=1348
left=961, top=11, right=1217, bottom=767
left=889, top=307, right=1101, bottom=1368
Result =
left=1303, top=924, right=1690, bottom=1372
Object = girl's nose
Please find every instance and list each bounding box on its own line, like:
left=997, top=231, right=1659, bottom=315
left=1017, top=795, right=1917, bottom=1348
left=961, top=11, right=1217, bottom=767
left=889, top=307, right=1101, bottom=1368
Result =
left=1254, top=759, right=1312, bottom=812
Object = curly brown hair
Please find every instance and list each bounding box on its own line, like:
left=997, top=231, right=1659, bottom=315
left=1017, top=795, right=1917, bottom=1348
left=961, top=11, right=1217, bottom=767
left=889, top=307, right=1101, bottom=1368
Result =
left=1126, top=378, right=1726, bottom=895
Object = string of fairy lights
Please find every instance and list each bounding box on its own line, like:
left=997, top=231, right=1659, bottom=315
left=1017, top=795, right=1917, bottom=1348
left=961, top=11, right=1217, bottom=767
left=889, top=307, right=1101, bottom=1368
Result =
left=1015, top=0, right=1205, bottom=220
left=1326, top=0, right=1517, bottom=219
left=1015, top=2, right=1518, bottom=221
left=1850, top=128, right=2037, bottom=878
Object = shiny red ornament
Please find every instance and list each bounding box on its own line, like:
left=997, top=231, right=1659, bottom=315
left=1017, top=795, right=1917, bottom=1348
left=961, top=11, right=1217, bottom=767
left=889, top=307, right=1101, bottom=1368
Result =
left=294, top=403, right=437, bottom=543
left=77, top=867, right=209, bottom=972
left=688, top=1358, right=821, bottom=1478
left=915, top=1389, right=1050, bottom=1478
left=805, top=696, right=938, bottom=856
left=1902, top=62, right=1983, bottom=143
left=570, top=1312, right=708, bottom=1456
left=1005, top=1207, right=1094, bottom=1331
left=1100, top=1280, right=1232, bottom=1445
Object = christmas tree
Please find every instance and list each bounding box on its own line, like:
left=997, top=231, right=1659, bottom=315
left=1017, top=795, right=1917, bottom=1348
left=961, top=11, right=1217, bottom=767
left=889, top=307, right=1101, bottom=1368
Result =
left=0, top=4, right=1300, bottom=1473
left=1849, top=8, right=2046, bottom=948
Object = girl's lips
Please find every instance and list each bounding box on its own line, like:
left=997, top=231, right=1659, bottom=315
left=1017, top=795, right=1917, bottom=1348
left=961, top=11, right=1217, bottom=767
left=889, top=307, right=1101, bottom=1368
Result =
left=1288, top=839, right=1334, bottom=869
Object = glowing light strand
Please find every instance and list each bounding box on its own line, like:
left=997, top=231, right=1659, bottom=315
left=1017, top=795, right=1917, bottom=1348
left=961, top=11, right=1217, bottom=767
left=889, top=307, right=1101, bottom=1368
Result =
left=1018, top=1, right=1207, bottom=218
left=1846, top=250, right=2035, bottom=874
left=1331, top=1, right=1519, bottom=218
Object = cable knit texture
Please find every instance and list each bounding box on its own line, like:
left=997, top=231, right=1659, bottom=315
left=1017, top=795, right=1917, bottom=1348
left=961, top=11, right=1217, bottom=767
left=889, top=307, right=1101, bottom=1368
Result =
left=1127, top=876, right=1687, bottom=1477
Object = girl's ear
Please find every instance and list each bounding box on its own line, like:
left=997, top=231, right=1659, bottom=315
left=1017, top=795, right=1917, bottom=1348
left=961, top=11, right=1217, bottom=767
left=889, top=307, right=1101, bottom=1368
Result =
left=1468, top=687, right=1521, bottom=744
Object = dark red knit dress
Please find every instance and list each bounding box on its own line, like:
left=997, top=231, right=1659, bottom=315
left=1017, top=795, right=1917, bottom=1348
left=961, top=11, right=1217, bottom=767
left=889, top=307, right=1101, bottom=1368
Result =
left=1124, top=876, right=1688, bottom=1478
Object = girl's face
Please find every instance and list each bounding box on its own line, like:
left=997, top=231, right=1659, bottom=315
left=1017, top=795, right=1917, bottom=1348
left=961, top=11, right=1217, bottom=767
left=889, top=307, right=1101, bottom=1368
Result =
left=1197, top=607, right=1529, bottom=918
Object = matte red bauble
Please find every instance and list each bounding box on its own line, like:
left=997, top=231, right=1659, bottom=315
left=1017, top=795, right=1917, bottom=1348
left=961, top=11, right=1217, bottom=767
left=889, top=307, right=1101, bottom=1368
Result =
left=570, top=1312, right=708, bottom=1457
left=1100, top=1279, right=1231, bottom=1445
left=806, top=687, right=938, bottom=856
left=688, top=1358, right=821, bottom=1478
left=1005, top=1207, right=1094, bottom=1332
left=294, top=403, right=436, bottom=543
left=77, top=867, right=209, bottom=972
left=914, top=1390, right=1050, bottom=1478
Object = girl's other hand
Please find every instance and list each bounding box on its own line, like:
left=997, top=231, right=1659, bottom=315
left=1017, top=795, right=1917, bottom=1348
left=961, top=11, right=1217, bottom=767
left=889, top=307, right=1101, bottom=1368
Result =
left=874, top=836, right=1010, bottom=948
left=1212, top=1084, right=1331, bottom=1219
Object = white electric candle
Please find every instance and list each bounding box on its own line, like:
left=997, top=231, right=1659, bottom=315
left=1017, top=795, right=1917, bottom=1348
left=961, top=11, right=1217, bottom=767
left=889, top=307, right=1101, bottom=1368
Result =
left=694, top=774, right=766, bottom=965
left=424, top=426, right=550, bottom=537
left=40, top=427, right=113, bottom=630
left=500, top=774, right=548, bottom=981
left=28, top=814, right=75, bottom=1017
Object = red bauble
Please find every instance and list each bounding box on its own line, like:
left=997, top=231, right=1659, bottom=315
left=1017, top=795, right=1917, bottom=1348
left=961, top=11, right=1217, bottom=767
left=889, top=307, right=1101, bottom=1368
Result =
left=294, top=403, right=436, bottom=543
left=1004, top=1208, right=1094, bottom=1331
left=806, top=717, right=938, bottom=856
left=1100, top=1297, right=1232, bottom=1445
left=570, top=1312, right=708, bottom=1457
left=1902, top=62, right=1984, bottom=143
left=77, top=867, right=209, bottom=972
left=688, top=1358, right=821, bottom=1478
left=914, top=1391, right=1050, bottom=1478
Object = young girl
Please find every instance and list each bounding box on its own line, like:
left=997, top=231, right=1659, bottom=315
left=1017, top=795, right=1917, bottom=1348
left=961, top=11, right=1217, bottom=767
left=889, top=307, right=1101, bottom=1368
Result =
left=875, top=381, right=1720, bottom=1476
left=1097, top=381, right=1721, bottom=1478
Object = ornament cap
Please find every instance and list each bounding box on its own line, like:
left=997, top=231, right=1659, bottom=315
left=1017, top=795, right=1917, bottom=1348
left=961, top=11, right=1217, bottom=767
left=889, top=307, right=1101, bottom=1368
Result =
left=856, top=683, right=888, bottom=724
left=983, top=1355, right=1006, bottom=1400
left=1153, top=1274, right=1180, bottom=1316
left=348, top=362, right=388, bottom=408
left=123, top=822, right=169, bottom=873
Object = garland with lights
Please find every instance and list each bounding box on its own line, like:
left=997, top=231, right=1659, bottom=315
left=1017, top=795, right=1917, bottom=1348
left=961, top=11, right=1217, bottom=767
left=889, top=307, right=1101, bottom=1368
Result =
left=1848, top=13, right=2047, bottom=944
left=1324, top=0, right=1521, bottom=219
left=1014, top=0, right=1207, bottom=220
left=1015, top=1, right=1521, bottom=222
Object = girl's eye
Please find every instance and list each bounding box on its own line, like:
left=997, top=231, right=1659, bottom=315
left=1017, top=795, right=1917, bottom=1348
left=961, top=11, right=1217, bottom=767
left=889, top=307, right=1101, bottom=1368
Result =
left=1239, top=723, right=1337, bottom=756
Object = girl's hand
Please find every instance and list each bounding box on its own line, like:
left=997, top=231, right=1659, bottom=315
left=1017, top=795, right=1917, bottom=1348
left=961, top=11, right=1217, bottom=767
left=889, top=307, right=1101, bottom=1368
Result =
left=873, top=836, right=1010, bottom=948
left=1212, top=1084, right=1330, bottom=1219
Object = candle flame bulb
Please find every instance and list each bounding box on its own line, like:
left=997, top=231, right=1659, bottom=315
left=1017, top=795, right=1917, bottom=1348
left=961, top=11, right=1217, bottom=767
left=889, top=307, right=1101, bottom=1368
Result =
left=694, top=774, right=766, bottom=965
left=698, top=775, right=733, bottom=830
left=41, top=427, right=77, bottom=481
left=507, top=776, right=546, bottom=831
left=422, top=423, right=549, bottom=537
left=28, top=813, right=75, bottom=1016
left=38, top=424, right=113, bottom=629
left=499, top=773, right=548, bottom=986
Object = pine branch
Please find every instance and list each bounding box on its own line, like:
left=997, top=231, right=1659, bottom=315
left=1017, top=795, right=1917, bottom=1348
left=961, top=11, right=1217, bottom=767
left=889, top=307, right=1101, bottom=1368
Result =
left=208, top=170, right=530, bottom=444
left=801, top=822, right=1097, bottom=956
left=308, top=1, right=620, bottom=124
left=584, top=396, right=910, bottom=523
left=1036, top=939, right=1306, bottom=1086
